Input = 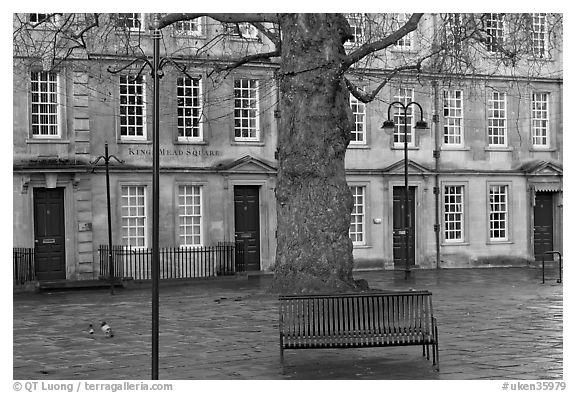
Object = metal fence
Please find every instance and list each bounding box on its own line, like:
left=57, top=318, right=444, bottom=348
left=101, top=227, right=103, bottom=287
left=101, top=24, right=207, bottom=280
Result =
left=98, top=242, right=245, bottom=281
left=13, top=248, right=35, bottom=285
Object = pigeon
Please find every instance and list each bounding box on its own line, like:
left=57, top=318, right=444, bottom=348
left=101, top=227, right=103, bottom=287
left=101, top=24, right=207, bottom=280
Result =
left=100, top=321, right=114, bottom=338
left=88, top=324, right=95, bottom=334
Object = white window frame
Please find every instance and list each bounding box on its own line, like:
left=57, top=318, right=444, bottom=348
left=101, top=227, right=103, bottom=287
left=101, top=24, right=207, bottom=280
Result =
left=116, top=13, right=144, bottom=32
left=349, top=186, right=366, bottom=246
left=119, top=74, right=147, bottom=140
left=173, top=17, right=204, bottom=37
left=178, top=185, right=203, bottom=247
left=488, top=184, right=509, bottom=242
left=28, top=13, right=62, bottom=27
left=485, top=13, right=505, bottom=53
left=531, top=92, right=549, bottom=148
left=443, top=90, right=463, bottom=146
left=393, top=13, right=414, bottom=50
left=393, top=87, right=415, bottom=147
left=344, top=13, right=365, bottom=46
left=234, top=79, right=260, bottom=141
left=532, top=13, right=549, bottom=59
left=225, top=22, right=259, bottom=40
left=349, top=94, right=366, bottom=145
left=30, top=70, right=61, bottom=138
left=487, top=91, right=507, bottom=147
left=443, top=185, right=465, bottom=243
left=177, top=76, right=203, bottom=142
left=121, top=185, right=147, bottom=248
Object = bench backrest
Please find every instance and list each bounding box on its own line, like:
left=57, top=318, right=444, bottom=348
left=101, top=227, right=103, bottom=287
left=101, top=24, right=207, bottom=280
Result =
left=279, top=291, right=434, bottom=338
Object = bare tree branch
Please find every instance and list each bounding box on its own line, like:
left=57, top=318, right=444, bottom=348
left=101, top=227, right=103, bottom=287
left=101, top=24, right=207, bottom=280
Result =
left=345, top=63, right=421, bottom=103
left=155, top=13, right=279, bottom=30
left=251, top=21, right=281, bottom=46
left=342, top=13, right=424, bottom=70
left=207, top=49, right=281, bottom=78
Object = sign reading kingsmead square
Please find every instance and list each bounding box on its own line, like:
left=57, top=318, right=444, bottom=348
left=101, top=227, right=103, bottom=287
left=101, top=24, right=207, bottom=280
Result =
left=127, top=147, right=222, bottom=157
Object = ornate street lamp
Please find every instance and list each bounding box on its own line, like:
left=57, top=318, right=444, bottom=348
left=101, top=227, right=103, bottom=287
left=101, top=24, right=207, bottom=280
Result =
left=382, top=101, right=428, bottom=279
left=90, top=142, right=124, bottom=294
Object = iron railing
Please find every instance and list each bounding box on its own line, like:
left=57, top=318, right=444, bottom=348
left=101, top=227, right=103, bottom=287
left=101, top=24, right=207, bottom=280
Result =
left=99, top=242, right=245, bottom=281
left=13, top=248, right=35, bottom=285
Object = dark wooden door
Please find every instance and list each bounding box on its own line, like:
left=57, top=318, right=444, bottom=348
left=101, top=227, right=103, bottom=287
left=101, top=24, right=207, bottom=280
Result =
left=234, top=186, right=260, bottom=271
left=34, top=188, right=66, bottom=280
left=393, top=186, right=416, bottom=268
left=534, top=192, right=554, bottom=261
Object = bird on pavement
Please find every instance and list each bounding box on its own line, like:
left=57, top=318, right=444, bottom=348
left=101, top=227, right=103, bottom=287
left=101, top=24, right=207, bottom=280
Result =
left=100, top=321, right=114, bottom=337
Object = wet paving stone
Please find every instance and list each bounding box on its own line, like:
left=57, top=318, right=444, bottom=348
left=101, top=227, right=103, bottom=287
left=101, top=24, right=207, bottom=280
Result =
left=13, top=267, right=562, bottom=380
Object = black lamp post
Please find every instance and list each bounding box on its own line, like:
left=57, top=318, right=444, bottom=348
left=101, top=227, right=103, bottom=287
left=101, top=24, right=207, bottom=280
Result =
left=381, top=101, right=428, bottom=279
left=90, top=142, right=124, bottom=293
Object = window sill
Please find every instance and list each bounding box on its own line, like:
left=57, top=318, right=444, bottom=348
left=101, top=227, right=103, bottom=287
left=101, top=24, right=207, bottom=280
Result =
left=117, top=139, right=151, bottom=144
left=441, top=145, right=471, bottom=151
left=529, top=147, right=556, bottom=152
left=352, top=244, right=371, bottom=249
left=486, top=240, right=514, bottom=245
left=441, top=241, right=470, bottom=247
left=391, top=145, right=419, bottom=151
left=390, top=47, right=415, bottom=53
left=231, top=141, right=264, bottom=146
left=348, top=144, right=370, bottom=149
left=485, top=146, right=513, bottom=152
left=172, top=33, right=206, bottom=39
left=529, top=57, right=554, bottom=62
left=26, top=138, right=70, bottom=144
left=175, top=140, right=207, bottom=146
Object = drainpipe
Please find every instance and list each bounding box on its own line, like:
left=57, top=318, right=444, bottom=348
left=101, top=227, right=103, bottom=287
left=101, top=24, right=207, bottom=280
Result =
left=432, top=80, right=441, bottom=269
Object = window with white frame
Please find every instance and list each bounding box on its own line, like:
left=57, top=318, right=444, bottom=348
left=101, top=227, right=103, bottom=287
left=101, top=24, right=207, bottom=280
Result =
left=489, top=185, right=508, bottom=241
left=532, top=92, right=549, bottom=148
left=393, top=13, right=413, bottom=49
left=443, top=90, right=463, bottom=145
left=349, top=186, right=366, bottom=245
left=349, top=94, right=366, bottom=144
left=28, top=13, right=60, bottom=26
left=234, top=79, right=260, bottom=141
left=487, top=91, right=507, bottom=146
left=31, top=71, right=60, bottom=138
left=116, top=13, right=143, bottom=31
left=177, top=77, right=203, bottom=141
left=485, top=13, right=504, bottom=53
left=532, top=13, right=549, bottom=59
left=345, top=13, right=365, bottom=45
left=121, top=185, right=147, bottom=247
left=119, top=75, right=146, bottom=139
left=444, top=185, right=464, bottom=242
left=173, top=18, right=203, bottom=36
left=178, top=185, right=203, bottom=247
left=393, top=88, right=415, bottom=146
left=225, top=22, right=259, bottom=40
left=29, top=13, right=49, bottom=23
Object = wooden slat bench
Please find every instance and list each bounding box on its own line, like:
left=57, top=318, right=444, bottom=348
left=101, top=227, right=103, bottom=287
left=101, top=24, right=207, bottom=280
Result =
left=278, top=290, right=439, bottom=368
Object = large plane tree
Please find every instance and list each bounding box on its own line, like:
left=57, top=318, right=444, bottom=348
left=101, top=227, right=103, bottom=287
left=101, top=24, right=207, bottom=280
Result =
left=13, top=13, right=562, bottom=293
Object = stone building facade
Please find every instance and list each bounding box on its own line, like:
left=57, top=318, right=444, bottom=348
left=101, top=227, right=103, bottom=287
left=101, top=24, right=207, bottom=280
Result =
left=12, top=13, right=562, bottom=281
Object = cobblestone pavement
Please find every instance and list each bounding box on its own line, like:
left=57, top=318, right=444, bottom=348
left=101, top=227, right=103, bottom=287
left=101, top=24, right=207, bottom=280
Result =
left=13, top=267, right=563, bottom=380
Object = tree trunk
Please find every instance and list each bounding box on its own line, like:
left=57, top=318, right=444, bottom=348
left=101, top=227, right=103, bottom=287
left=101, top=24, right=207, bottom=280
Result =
left=270, top=14, right=361, bottom=293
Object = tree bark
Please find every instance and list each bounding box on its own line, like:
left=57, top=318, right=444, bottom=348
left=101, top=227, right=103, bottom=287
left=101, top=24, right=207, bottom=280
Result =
left=270, top=14, right=361, bottom=293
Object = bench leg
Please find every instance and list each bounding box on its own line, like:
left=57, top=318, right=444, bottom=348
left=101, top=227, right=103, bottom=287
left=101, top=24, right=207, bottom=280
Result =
left=422, top=344, right=426, bottom=357
left=434, top=325, right=440, bottom=370
left=426, top=344, right=430, bottom=360
left=280, top=346, right=284, bottom=363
